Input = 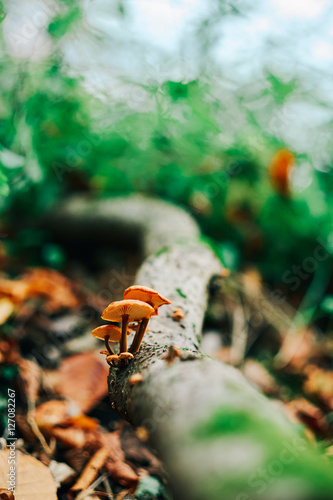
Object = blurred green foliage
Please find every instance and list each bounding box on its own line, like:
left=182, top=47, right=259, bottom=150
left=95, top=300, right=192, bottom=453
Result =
left=0, top=0, right=333, bottom=302
left=193, top=405, right=333, bottom=499
left=0, top=2, right=333, bottom=496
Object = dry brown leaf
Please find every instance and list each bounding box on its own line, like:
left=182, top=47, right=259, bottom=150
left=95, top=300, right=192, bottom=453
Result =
left=46, top=351, right=109, bottom=413
left=115, top=490, right=134, bottom=500
left=0, top=450, right=57, bottom=500
left=275, top=329, right=317, bottom=371
left=303, top=365, right=333, bottom=410
left=15, top=412, right=38, bottom=445
left=100, top=432, right=124, bottom=462
left=17, top=358, right=41, bottom=407
left=34, top=399, right=101, bottom=450
left=0, top=489, right=15, bottom=500
left=58, top=429, right=139, bottom=489
left=121, top=425, right=164, bottom=478
left=23, top=268, right=80, bottom=312
left=242, top=359, right=280, bottom=396
left=67, top=414, right=99, bottom=431
left=64, top=447, right=91, bottom=473
left=284, top=398, right=329, bottom=437
left=0, top=339, right=20, bottom=365
left=0, top=298, right=15, bottom=324
left=0, top=278, right=29, bottom=303
left=34, top=400, right=74, bottom=431
left=51, top=427, right=90, bottom=449
left=0, top=268, right=80, bottom=314
left=100, top=432, right=139, bottom=489
left=105, top=459, right=138, bottom=490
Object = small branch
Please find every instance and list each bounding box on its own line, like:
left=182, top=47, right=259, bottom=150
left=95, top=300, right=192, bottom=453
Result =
left=71, top=447, right=109, bottom=492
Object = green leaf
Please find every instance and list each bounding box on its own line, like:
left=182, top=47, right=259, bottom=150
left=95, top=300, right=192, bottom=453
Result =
left=267, top=73, right=297, bottom=104
left=320, top=295, right=333, bottom=312
left=0, top=1, right=5, bottom=23
left=136, top=476, right=171, bottom=499
left=0, top=147, right=24, bottom=169
left=48, top=5, right=82, bottom=39
left=1, top=365, right=18, bottom=380
left=0, top=169, right=9, bottom=197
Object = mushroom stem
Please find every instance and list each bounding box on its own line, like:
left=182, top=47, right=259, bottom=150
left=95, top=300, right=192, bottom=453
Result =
left=120, top=314, right=129, bottom=353
left=104, top=335, right=114, bottom=356
left=129, top=317, right=150, bottom=354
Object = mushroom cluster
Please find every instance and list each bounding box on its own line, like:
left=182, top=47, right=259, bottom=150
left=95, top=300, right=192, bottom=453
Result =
left=92, top=286, right=171, bottom=366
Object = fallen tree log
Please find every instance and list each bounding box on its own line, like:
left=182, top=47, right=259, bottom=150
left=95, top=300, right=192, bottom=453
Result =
left=47, top=196, right=333, bottom=500
left=45, top=194, right=200, bottom=257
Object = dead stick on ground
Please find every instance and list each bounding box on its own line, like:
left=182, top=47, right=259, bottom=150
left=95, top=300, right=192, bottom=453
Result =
left=71, top=447, right=109, bottom=493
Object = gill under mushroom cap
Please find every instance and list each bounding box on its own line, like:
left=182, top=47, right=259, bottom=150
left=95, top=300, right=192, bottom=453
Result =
left=123, top=285, right=171, bottom=308
left=102, top=299, right=154, bottom=322
left=92, top=324, right=123, bottom=341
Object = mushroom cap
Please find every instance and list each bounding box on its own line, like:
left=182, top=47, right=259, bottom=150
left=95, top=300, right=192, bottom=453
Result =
left=102, top=299, right=154, bottom=322
left=119, top=352, right=134, bottom=361
left=106, top=354, right=121, bottom=364
left=123, top=286, right=171, bottom=309
left=92, top=324, right=122, bottom=342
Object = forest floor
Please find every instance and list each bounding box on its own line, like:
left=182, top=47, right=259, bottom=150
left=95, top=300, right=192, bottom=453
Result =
left=0, top=243, right=332, bottom=499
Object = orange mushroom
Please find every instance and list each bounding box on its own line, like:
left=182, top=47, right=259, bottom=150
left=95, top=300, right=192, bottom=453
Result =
left=118, top=352, right=134, bottom=363
left=102, top=299, right=155, bottom=354
left=105, top=352, right=134, bottom=366
left=123, top=286, right=171, bottom=355
left=92, top=324, right=122, bottom=357
left=105, top=354, right=120, bottom=366
left=123, top=285, right=171, bottom=315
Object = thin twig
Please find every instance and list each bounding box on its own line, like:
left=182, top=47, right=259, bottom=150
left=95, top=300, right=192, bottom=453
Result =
left=103, top=477, right=114, bottom=500
left=72, top=447, right=110, bottom=493
left=75, top=473, right=109, bottom=500
left=27, top=399, right=53, bottom=457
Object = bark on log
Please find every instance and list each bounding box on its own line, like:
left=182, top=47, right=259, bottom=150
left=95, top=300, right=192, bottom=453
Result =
left=46, top=196, right=333, bottom=500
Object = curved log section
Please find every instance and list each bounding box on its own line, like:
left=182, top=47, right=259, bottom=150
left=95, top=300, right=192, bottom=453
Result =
left=46, top=195, right=200, bottom=257
left=47, top=195, right=333, bottom=500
